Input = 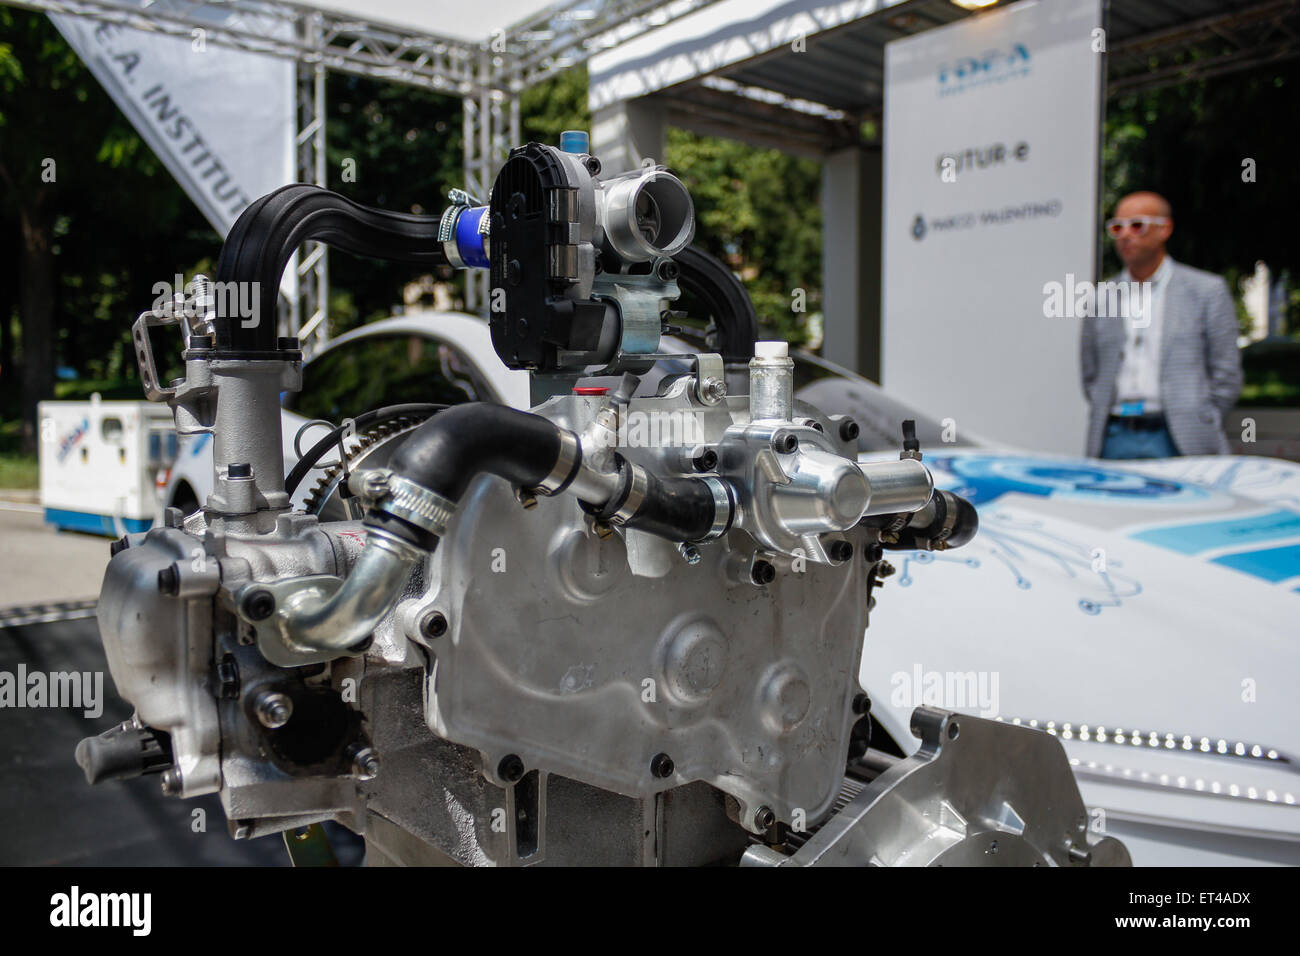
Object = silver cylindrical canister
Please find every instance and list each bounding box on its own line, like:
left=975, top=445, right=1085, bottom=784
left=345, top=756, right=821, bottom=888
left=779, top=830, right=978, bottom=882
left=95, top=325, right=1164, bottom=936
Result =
left=749, top=341, right=794, bottom=422
left=858, top=458, right=934, bottom=516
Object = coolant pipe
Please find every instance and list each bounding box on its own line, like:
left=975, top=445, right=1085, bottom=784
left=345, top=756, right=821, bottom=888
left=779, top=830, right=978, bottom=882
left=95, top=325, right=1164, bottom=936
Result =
left=278, top=527, right=424, bottom=654
left=279, top=402, right=731, bottom=655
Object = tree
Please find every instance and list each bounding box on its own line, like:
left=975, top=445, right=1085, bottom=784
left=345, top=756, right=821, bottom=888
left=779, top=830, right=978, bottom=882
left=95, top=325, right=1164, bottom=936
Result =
left=0, top=10, right=212, bottom=447
left=1103, top=58, right=1299, bottom=333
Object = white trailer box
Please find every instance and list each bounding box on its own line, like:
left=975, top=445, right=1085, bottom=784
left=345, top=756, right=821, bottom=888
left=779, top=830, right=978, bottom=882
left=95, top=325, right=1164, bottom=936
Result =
left=38, top=397, right=178, bottom=536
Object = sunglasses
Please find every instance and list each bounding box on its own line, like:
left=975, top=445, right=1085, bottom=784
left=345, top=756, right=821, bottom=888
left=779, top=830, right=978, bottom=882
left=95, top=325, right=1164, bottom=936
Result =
left=1106, top=216, right=1170, bottom=237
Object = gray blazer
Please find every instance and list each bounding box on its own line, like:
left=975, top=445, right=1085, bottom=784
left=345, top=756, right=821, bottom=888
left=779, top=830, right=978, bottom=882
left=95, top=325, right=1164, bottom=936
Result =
left=1080, top=259, right=1243, bottom=457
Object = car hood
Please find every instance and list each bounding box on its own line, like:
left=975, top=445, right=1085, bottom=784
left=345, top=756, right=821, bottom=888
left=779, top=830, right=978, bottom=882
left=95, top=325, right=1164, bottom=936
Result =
left=858, top=450, right=1300, bottom=838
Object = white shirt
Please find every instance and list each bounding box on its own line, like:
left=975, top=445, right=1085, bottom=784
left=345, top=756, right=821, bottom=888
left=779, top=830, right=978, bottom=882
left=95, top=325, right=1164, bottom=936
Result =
left=1112, top=255, right=1174, bottom=415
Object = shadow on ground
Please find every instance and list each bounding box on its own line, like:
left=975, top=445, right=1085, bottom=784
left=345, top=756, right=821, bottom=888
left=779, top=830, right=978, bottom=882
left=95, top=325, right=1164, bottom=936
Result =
left=0, top=615, right=363, bottom=866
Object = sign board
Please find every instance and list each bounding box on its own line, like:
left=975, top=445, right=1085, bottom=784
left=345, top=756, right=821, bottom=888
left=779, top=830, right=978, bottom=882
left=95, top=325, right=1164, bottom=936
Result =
left=50, top=7, right=297, bottom=236
left=882, top=0, right=1103, bottom=454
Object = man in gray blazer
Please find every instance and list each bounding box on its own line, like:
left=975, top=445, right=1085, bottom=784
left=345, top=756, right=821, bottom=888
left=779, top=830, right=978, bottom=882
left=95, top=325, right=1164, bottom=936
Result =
left=1080, top=191, right=1243, bottom=459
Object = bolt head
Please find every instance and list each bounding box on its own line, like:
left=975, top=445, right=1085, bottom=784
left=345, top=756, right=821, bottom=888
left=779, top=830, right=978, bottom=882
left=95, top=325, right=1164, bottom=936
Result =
left=515, top=487, right=539, bottom=510
left=157, top=564, right=180, bottom=596
left=701, top=377, right=727, bottom=403
left=360, top=469, right=390, bottom=499
left=352, top=747, right=381, bottom=781
left=498, top=754, right=525, bottom=783
left=772, top=432, right=798, bottom=454
left=243, top=588, right=276, bottom=621
left=420, top=610, right=448, bottom=640
left=839, top=418, right=860, bottom=442
left=254, top=691, right=294, bottom=729
left=754, top=806, right=776, bottom=830
left=160, top=768, right=182, bottom=796
left=751, top=559, right=776, bottom=586
left=677, top=542, right=702, bottom=565
left=650, top=752, right=675, bottom=778
left=692, top=448, right=718, bottom=472
left=828, top=540, right=854, bottom=563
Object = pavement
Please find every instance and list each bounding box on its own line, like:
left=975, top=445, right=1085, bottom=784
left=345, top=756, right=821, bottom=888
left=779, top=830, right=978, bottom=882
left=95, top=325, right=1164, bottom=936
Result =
left=0, top=502, right=364, bottom=865
left=0, top=503, right=110, bottom=606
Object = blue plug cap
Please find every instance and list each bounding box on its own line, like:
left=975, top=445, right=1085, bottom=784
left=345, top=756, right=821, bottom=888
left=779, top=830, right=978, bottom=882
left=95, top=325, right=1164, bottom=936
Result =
left=559, top=130, right=590, bottom=154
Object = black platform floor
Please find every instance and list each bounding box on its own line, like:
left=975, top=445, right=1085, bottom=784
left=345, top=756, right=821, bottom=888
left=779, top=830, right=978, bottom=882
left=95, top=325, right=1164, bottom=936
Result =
left=1, top=615, right=361, bottom=866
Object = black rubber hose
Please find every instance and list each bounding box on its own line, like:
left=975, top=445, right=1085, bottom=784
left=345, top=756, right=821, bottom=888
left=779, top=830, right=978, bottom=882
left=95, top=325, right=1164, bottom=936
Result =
left=214, top=185, right=450, bottom=351
left=367, top=404, right=568, bottom=547
left=622, top=472, right=728, bottom=543
left=674, top=245, right=759, bottom=362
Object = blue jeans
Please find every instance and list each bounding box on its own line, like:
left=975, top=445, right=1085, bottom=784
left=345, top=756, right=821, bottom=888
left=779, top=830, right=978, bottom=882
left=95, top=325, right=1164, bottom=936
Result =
left=1100, top=418, right=1180, bottom=459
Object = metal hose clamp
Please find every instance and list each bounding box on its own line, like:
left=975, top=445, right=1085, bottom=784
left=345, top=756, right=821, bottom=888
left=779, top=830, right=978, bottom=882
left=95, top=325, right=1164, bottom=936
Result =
left=610, top=462, right=649, bottom=525
left=534, top=428, right=582, bottom=496
left=372, top=473, right=457, bottom=537
left=696, top=476, right=736, bottom=541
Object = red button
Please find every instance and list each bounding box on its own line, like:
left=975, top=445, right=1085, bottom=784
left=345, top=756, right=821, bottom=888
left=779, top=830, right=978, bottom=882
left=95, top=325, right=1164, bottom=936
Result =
left=572, top=386, right=609, bottom=395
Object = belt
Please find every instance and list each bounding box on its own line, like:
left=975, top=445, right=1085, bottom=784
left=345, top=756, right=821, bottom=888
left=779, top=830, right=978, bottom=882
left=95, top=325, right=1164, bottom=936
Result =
left=1108, top=412, right=1167, bottom=432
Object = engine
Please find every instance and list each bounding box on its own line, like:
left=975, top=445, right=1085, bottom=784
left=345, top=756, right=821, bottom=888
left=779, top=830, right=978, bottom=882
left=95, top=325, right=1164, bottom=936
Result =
left=78, top=135, right=1129, bottom=867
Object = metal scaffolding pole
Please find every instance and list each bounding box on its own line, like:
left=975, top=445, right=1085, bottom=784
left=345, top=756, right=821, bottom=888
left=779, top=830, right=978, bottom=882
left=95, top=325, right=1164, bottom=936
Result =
left=293, top=9, right=329, bottom=351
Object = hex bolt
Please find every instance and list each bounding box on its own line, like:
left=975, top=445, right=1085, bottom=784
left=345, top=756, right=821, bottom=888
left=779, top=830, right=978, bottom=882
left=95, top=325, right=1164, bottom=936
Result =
left=650, top=752, right=675, bottom=778
left=754, top=806, right=776, bottom=831
left=692, top=448, right=718, bottom=472
left=254, top=691, right=293, bottom=729
left=751, top=559, right=776, bottom=587
left=157, top=563, right=180, bottom=596
left=242, top=588, right=276, bottom=621
left=700, top=377, right=727, bottom=404
left=772, top=432, right=798, bottom=454
left=852, top=693, right=871, bottom=715
left=677, top=542, right=702, bottom=565
left=839, top=418, right=860, bottom=442
left=514, top=487, right=539, bottom=510
left=352, top=747, right=382, bottom=781
left=656, top=259, right=679, bottom=281
left=828, top=540, right=854, bottom=563
left=160, top=768, right=182, bottom=796
left=419, top=610, right=449, bottom=640
left=498, top=754, right=525, bottom=783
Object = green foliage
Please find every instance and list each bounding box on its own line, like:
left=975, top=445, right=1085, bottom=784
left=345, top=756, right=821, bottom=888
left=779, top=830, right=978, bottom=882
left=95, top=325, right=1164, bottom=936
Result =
left=324, top=73, right=463, bottom=334
left=665, top=128, right=822, bottom=345
left=1102, top=61, right=1299, bottom=284
left=519, top=66, right=591, bottom=146
left=0, top=452, right=38, bottom=489
left=0, top=9, right=213, bottom=424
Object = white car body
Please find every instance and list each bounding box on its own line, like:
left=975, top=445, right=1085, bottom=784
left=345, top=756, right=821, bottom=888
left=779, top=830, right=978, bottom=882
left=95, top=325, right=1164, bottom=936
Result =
left=163, top=311, right=1299, bottom=865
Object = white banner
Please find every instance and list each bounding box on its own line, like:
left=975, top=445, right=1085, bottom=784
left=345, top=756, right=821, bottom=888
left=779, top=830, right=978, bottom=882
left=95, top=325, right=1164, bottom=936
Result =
left=882, top=0, right=1103, bottom=455
left=50, top=7, right=297, bottom=237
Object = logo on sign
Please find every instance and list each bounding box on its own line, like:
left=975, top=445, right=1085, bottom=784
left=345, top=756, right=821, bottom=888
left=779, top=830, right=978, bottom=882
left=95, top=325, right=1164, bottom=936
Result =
left=57, top=418, right=90, bottom=463
left=937, top=44, right=1031, bottom=96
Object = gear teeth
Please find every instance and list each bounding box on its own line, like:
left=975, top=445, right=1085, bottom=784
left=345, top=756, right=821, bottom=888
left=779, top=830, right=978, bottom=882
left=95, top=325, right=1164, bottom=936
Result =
left=299, top=415, right=430, bottom=516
